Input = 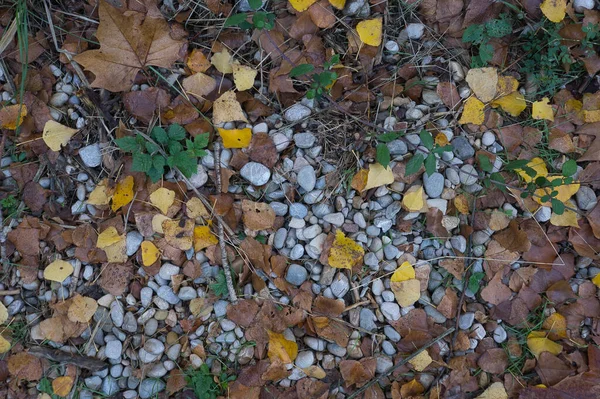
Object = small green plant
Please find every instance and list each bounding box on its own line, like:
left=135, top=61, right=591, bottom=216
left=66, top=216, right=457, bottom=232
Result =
left=582, top=22, right=600, bottom=49
left=116, top=124, right=209, bottom=183
left=210, top=270, right=231, bottom=298
left=187, top=363, right=235, bottom=399
left=462, top=13, right=513, bottom=67
left=405, top=130, right=453, bottom=176
left=1, top=195, right=20, bottom=218
left=290, top=54, right=340, bottom=100
left=375, top=131, right=403, bottom=168
left=224, top=0, right=275, bottom=31
left=467, top=272, right=485, bottom=295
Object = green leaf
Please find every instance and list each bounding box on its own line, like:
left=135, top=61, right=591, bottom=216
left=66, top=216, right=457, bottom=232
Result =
left=419, top=130, right=433, bottom=150
left=478, top=43, right=494, bottom=64
left=535, top=176, right=549, bottom=187
left=147, top=166, right=164, bottom=183
left=551, top=199, right=565, bottom=215
left=290, top=64, right=314, bottom=78
left=194, top=133, right=210, bottom=149
left=462, top=24, right=485, bottom=44
left=424, top=153, right=436, bottom=176
left=145, top=141, right=159, bottom=153
left=151, top=126, right=169, bottom=144
left=152, top=154, right=166, bottom=171
left=564, top=176, right=574, bottom=185
left=468, top=272, right=485, bottom=294
left=478, top=154, right=493, bottom=173
left=406, top=153, right=424, bottom=176
left=490, top=172, right=506, bottom=191
left=173, top=152, right=198, bottom=178
left=132, top=153, right=152, bottom=173
left=115, top=136, right=140, bottom=152
left=168, top=123, right=186, bottom=141
left=248, top=0, right=262, bottom=10
left=524, top=167, right=537, bottom=178
left=168, top=140, right=183, bottom=155
left=376, top=143, right=391, bottom=169
left=224, top=13, right=248, bottom=27
left=378, top=131, right=401, bottom=143
left=561, top=159, right=577, bottom=177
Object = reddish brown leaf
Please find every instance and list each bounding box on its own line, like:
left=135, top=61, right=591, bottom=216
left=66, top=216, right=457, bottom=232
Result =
left=247, top=133, right=279, bottom=168
left=477, top=348, right=508, bottom=374
left=437, top=82, right=460, bottom=108
left=494, top=220, right=532, bottom=253
left=123, top=87, right=170, bottom=124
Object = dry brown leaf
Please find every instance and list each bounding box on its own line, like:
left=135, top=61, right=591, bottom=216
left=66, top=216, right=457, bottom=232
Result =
left=466, top=67, right=498, bottom=102
left=67, top=295, right=98, bottom=323
left=74, top=1, right=186, bottom=92
left=212, top=90, right=248, bottom=125
left=494, top=220, right=532, bottom=253
left=182, top=72, right=217, bottom=100
left=7, top=352, right=43, bottom=381
left=242, top=200, right=275, bottom=231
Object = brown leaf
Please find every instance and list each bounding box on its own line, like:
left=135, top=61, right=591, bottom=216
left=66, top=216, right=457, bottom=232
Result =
left=587, top=201, right=600, bottom=238
left=494, top=220, right=532, bottom=253
left=308, top=0, right=336, bottom=29
left=477, top=347, right=508, bottom=374
left=123, top=87, right=170, bottom=124
left=7, top=352, right=43, bottom=381
left=437, top=287, right=458, bottom=319
left=494, top=124, right=523, bottom=153
left=437, top=82, right=460, bottom=108
left=480, top=271, right=512, bottom=305
left=484, top=239, right=520, bottom=275
left=426, top=208, right=450, bottom=238
left=242, top=200, right=275, bottom=231
left=576, top=122, right=600, bottom=162
left=535, top=351, right=574, bottom=386
left=549, top=129, right=575, bottom=153
left=247, top=133, right=278, bottom=168
left=569, top=219, right=600, bottom=259
left=313, top=296, right=345, bottom=318
left=22, top=182, right=48, bottom=213
left=296, top=378, right=329, bottom=399
left=339, top=359, right=375, bottom=387
left=98, top=263, right=133, bottom=295
left=438, top=258, right=464, bottom=280
left=166, top=369, right=187, bottom=395
left=74, top=1, right=187, bottom=92
left=226, top=299, right=259, bottom=328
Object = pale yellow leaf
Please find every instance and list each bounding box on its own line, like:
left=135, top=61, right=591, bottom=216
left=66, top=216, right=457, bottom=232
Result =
left=532, top=97, right=554, bottom=121
left=540, top=0, right=567, bottom=23
left=402, top=185, right=425, bottom=212
left=43, top=120, right=78, bottom=152
left=186, top=197, right=209, bottom=219
left=232, top=63, right=257, bottom=91
left=182, top=72, right=217, bottom=99
left=210, top=49, right=233, bottom=74
left=52, top=376, right=74, bottom=397
left=459, top=97, right=485, bottom=125
left=515, top=157, right=548, bottom=183
left=212, top=90, right=248, bottom=125
left=363, top=163, right=394, bottom=191
left=491, top=92, right=527, bottom=117
left=409, top=350, right=432, bottom=371
left=328, top=230, right=365, bottom=270
left=475, top=382, right=508, bottom=399
left=141, top=241, right=160, bottom=266
left=149, top=187, right=175, bottom=214
left=550, top=206, right=579, bottom=228
left=67, top=295, right=98, bottom=323
left=391, top=279, right=421, bottom=307
left=390, top=261, right=415, bottom=282
left=303, top=365, right=326, bottom=379
left=0, top=335, right=10, bottom=353
left=534, top=176, right=579, bottom=204
left=542, top=313, right=567, bottom=339
left=267, top=331, right=298, bottom=363
left=44, top=260, right=74, bottom=283
left=289, top=0, right=317, bottom=12
left=527, top=331, right=562, bottom=358
left=496, top=75, right=519, bottom=97
left=152, top=214, right=171, bottom=234
left=0, top=302, right=8, bottom=324
left=466, top=67, right=498, bottom=103
left=97, top=226, right=123, bottom=247
left=356, top=18, right=382, bottom=47
left=162, top=219, right=194, bottom=250
left=194, top=225, right=218, bottom=251
left=111, top=175, right=134, bottom=212
left=97, top=227, right=128, bottom=263
left=87, top=179, right=115, bottom=206
left=218, top=127, right=252, bottom=148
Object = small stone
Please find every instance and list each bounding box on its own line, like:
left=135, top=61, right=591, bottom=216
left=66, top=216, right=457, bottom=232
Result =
left=372, top=279, right=384, bottom=296
left=406, top=107, right=424, bottom=120
left=50, top=92, right=69, bottom=107
left=284, top=104, right=311, bottom=122
left=122, top=312, right=137, bottom=332
left=140, top=288, right=153, bottom=308
left=359, top=308, right=377, bottom=332
left=159, top=263, right=180, bottom=281
left=452, top=136, right=475, bottom=160
left=493, top=326, right=507, bottom=343
left=576, top=186, right=597, bottom=211
left=384, top=326, right=401, bottom=342
left=272, top=133, right=291, bottom=152
left=85, top=376, right=102, bottom=390
left=126, top=231, right=143, bottom=256
left=482, top=131, right=496, bottom=146
left=110, top=301, right=124, bottom=327
left=423, top=172, right=444, bottom=198
left=424, top=305, right=446, bottom=323
left=186, top=165, right=208, bottom=188
left=343, top=0, right=370, bottom=17
left=422, top=90, right=441, bottom=105
left=105, top=340, right=122, bottom=360
left=157, top=286, right=180, bottom=304
left=297, top=166, right=316, bottom=191
left=330, top=273, right=350, bottom=298
left=295, top=351, right=315, bottom=368
left=290, top=244, right=304, bottom=260
left=286, top=264, right=308, bottom=286
left=353, top=213, right=367, bottom=229
left=450, top=235, right=467, bottom=253
left=385, top=40, right=399, bottom=52
left=294, top=132, right=316, bottom=149
left=535, top=206, right=552, bottom=222
left=304, top=337, right=326, bottom=351
left=139, top=379, right=166, bottom=399
left=240, top=162, right=271, bottom=186
left=220, top=319, right=236, bottom=331
left=323, top=212, right=344, bottom=226
left=387, top=140, right=408, bottom=155
left=252, top=122, right=268, bottom=134
left=79, top=144, right=102, bottom=168
left=458, top=312, right=475, bottom=330
left=382, top=341, right=396, bottom=356
left=574, top=0, right=595, bottom=12
left=178, top=287, right=197, bottom=301
left=459, top=164, right=478, bottom=185
left=376, top=355, right=393, bottom=373
left=380, top=302, right=400, bottom=321
left=274, top=228, right=287, bottom=249
left=406, top=23, right=425, bottom=40
left=102, top=376, right=120, bottom=396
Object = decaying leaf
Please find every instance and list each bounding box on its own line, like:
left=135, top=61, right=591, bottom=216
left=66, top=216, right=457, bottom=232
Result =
left=459, top=97, right=485, bottom=125
left=149, top=187, right=176, bottom=215
left=52, top=376, right=74, bottom=397
left=186, top=197, right=209, bottom=219
left=87, top=179, right=115, bottom=206
left=0, top=104, right=27, bottom=129
left=44, top=260, right=74, bottom=283
left=494, top=221, right=532, bottom=253
left=8, top=352, right=43, bottom=381
left=111, top=176, right=135, bottom=212
left=0, top=302, right=7, bottom=324
left=186, top=49, right=211, bottom=73
left=402, top=185, right=426, bottom=212
left=242, top=200, right=275, bottom=231
left=162, top=219, right=194, bottom=250
left=232, top=63, right=257, bottom=91
left=42, top=120, right=78, bottom=151
left=409, top=350, right=432, bottom=371
left=67, top=295, right=98, bottom=323
left=491, top=92, right=527, bottom=117
left=356, top=18, right=383, bottom=47
left=515, top=157, right=548, bottom=183
left=218, top=127, right=252, bottom=148
left=141, top=241, right=160, bottom=266
left=267, top=331, right=298, bottom=364
left=194, top=225, right=218, bottom=251
left=211, top=49, right=234, bottom=74
left=0, top=335, right=10, bottom=353
left=328, top=230, right=364, bottom=270
left=466, top=67, right=498, bottom=103
left=182, top=72, right=217, bottom=99
left=97, top=227, right=128, bottom=263
left=212, top=91, right=248, bottom=125
left=475, top=382, right=508, bottom=399
left=289, top=0, right=318, bottom=12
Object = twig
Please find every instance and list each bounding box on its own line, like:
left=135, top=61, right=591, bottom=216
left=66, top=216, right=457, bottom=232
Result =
left=214, top=142, right=238, bottom=303
left=28, top=346, right=107, bottom=371
left=347, top=327, right=455, bottom=399
left=0, top=289, right=20, bottom=295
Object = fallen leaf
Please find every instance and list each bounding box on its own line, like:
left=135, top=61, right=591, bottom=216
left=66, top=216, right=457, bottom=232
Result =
left=0, top=336, right=10, bottom=353
left=267, top=331, right=298, bottom=364
left=44, top=260, right=74, bottom=283
left=99, top=263, right=133, bottom=296
left=540, top=0, right=567, bottom=23
left=67, top=295, right=98, bottom=323
left=550, top=206, right=579, bottom=227
left=339, top=359, right=375, bottom=387
left=182, top=72, right=217, bottom=100
left=152, top=214, right=171, bottom=234
left=0, top=302, right=8, bottom=324
left=290, top=0, right=318, bottom=12
left=459, top=97, right=485, bottom=125
left=186, top=49, right=211, bottom=73
left=532, top=97, right=554, bottom=121
left=74, top=0, right=186, bottom=92
left=516, top=157, right=548, bottom=183
left=439, top=258, right=465, bottom=280
left=111, top=176, right=135, bottom=212
left=391, top=261, right=415, bottom=282
left=328, top=0, right=345, bottom=9
left=149, top=187, right=176, bottom=215
left=494, top=221, right=532, bottom=253
left=496, top=75, right=519, bottom=97
left=87, top=179, right=115, bottom=206
left=402, top=185, right=425, bottom=212
left=8, top=352, right=43, bottom=381
left=391, top=279, right=421, bottom=307
left=52, top=376, right=74, bottom=397
left=211, top=49, right=234, bottom=74
left=527, top=331, right=563, bottom=358
left=491, top=92, right=527, bottom=116
left=194, top=226, right=219, bottom=251
left=97, top=227, right=128, bottom=263
left=356, top=18, right=383, bottom=47
left=328, top=230, right=364, bottom=270
left=162, top=219, right=194, bottom=250
left=303, top=365, right=327, bottom=379
left=232, top=63, right=257, bottom=91
left=242, top=200, right=276, bottom=231
left=542, top=312, right=568, bottom=339
left=409, top=350, right=432, bottom=371
left=466, top=67, right=498, bottom=103
left=534, top=177, right=579, bottom=204
left=186, top=197, right=210, bottom=219
left=212, top=91, right=248, bottom=125
left=141, top=241, right=160, bottom=266
left=363, top=163, right=394, bottom=191
left=0, top=104, right=27, bottom=129
left=218, top=127, right=252, bottom=148
left=475, top=382, right=508, bottom=399
left=42, top=120, right=78, bottom=151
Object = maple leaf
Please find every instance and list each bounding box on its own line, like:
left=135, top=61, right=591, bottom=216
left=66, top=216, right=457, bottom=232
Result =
left=74, top=0, right=187, bottom=92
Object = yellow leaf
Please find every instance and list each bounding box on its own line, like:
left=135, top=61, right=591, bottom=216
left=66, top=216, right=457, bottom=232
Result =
left=328, top=230, right=365, bottom=270
left=149, top=187, right=175, bottom=214
left=328, top=0, right=346, bottom=9
left=303, top=365, right=326, bottom=379
left=194, top=226, right=218, bottom=251
left=434, top=133, right=449, bottom=147
left=527, top=331, right=562, bottom=358
left=593, top=273, right=600, bottom=287
left=152, top=214, right=171, bottom=234
left=52, top=376, right=74, bottom=397
left=515, top=157, right=548, bottom=183
left=289, top=0, right=317, bottom=12
left=210, top=49, right=233, bottom=74
left=491, top=92, right=527, bottom=117
left=97, top=226, right=123, bottom=247
left=162, top=219, right=194, bottom=250
left=97, top=227, right=128, bottom=263
left=87, top=179, right=115, bottom=206
left=141, top=241, right=160, bottom=266
left=496, top=75, right=519, bottom=97
left=186, top=197, right=210, bottom=219
left=466, top=67, right=498, bottom=103
left=363, top=163, right=394, bottom=191
left=402, top=185, right=425, bottom=212
left=182, top=72, right=217, bottom=100
left=0, top=302, right=7, bottom=324
left=391, top=261, right=415, bottom=282
left=0, top=335, right=10, bottom=353
left=42, top=120, right=78, bottom=152
left=267, top=331, right=298, bottom=363
left=550, top=207, right=579, bottom=227
left=0, top=104, right=27, bottom=129
left=212, top=90, right=248, bottom=125
left=111, top=175, right=134, bottom=212
left=44, top=260, right=74, bottom=283
left=542, top=313, right=567, bottom=339
left=534, top=177, right=579, bottom=204
left=459, top=97, right=485, bottom=125
left=540, top=0, right=567, bottom=23
left=350, top=168, right=369, bottom=192
left=232, top=63, right=257, bottom=91
left=218, top=127, right=252, bottom=148
left=391, top=279, right=421, bottom=307
left=409, top=350, right=432, bottom=371
left=67, top=295, right=98, bottom=323
left=583, top=109, right=600, bottom=123
left=532, top=97, right=554, bottom=121
left=356, top=18, right=383, bottom=47
left=476, top=382, right=508, bottom=399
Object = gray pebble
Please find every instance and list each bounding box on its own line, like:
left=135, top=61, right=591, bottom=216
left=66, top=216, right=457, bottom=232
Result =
left=240, top=162, right=271, bottom=186
left=286, top=264, right=308, bottom=286
left=79, top=144, right=102, bottom=168
left=293, top=132, right=316, bottom=148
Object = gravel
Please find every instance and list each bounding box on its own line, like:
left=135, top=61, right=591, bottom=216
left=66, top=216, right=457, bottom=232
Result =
left=380, top=302, right=400, bottom=321
left=405, top=23, right=425, bottom=39
left=286, top=264, right=308, bottom=286
left=297, top=166, right=316, bottom=191
left=105, top=340, right=122, bottom=360
left=423, top=172, right=444, bottom=198
left=452, top=136, right=475, bottom=160
left=139, top=379, right=166, bottom=399
left=294, top=132, right=316, bottom=149
left=79, top=144, right=102, bottom=168
left=284, top=104, right=311, bottom=122
left=359, top=308, right=377, bottom=331
left=240, top=162, right=271, bottom=186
